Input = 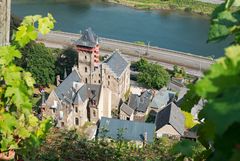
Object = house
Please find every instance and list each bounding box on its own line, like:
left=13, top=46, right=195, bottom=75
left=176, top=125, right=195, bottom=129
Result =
left=101, top=51, right=130, bottom=108
left=167, top=81, right=188, bottom=106
left=191, top=99, right=205, bottom=121
left=44, top=28, right=131, bottom=129
left=45, top=69, right=112, bottom=128
left=128, top=90, right=153, bottom=122
left=119, top=103, right=134, bottom=121
left=149, top=88, right=176, bottom=115
left=75, top=28, right=130, bottom=109
left=98, top=117, right=155, bottom=144
left=155, top=102, right=185, bottom=138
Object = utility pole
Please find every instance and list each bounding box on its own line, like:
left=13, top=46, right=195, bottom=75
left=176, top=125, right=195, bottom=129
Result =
left=145, top=41, right=150, bottom=55
left=0, top=0, right=11, bottom=46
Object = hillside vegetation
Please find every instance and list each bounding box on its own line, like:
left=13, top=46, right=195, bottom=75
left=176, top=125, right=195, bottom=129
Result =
left=108, top=0, right=217, bottom=15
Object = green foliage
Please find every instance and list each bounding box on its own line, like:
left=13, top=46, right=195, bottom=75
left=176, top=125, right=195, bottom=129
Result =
left=0, top=14, right=55, bottom=159
left=194, top=45, right=240, bottom=160
left=14, top=14, right=55, bottom=47
left=133, top=57, right=148, bottom=71
left=180, top=84, right=200, bottom=112
left=134, top=41, right=145, bottom=46
left=173, top=65, right=186, bottom=78
left=135, top=58, right=170, bottom=89
left=30, top=129, right=178, bottom=161
left=172, top=140, right=206, bottom=160
left=17, top=42, right=56, bottom=85
left=208, top=0, right=240, bottom=43
left=112, top=0, right=217, bottom=15
left=55, top=47, right=78, bottom=79
left=176, top=1, right=240, bottom=160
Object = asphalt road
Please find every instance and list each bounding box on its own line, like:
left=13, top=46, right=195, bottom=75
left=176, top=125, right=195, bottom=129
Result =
left=38, top=31, right=215, bottom=77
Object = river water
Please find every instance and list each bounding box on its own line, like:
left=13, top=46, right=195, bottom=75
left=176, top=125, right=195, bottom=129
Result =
left=12, top=0, right=230, bottom=57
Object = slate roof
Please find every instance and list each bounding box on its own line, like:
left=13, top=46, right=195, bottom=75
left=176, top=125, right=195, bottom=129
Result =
left=73, top=84, right=88, bottom=104
left=73, top=84, right=101, bottom=105
left=98, top=117, right=155, bottom=143
left=150, top=88, right=176, bottom=110
left=55, top=69, right=81, bottom=102
left=155, top=102, right=185, bottom=136
left=120, top=103, right=134, bottom=116
left=167, top=82, right=188, bottom=106
left=75, top=28, right=99, bottom=48
left=104, top=50, right=129, bottom=78
left=54, top=69, right=101, bottom=106
left=87, top=84, right=102, bottom=106
left=128, top=90, right=153, bottom=113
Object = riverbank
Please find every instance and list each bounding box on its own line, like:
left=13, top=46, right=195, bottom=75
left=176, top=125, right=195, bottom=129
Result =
left=107, top=0, right=217, bottom=15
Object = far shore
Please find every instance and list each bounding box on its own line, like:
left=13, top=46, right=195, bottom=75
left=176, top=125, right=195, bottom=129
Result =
left=106, top=0, right=217, bottom=16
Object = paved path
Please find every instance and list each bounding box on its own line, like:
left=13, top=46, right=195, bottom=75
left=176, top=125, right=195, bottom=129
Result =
left=38, top=31, right=215, bottom=77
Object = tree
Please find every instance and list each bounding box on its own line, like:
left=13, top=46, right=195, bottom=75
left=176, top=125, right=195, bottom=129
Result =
left=0, top=14, right=55, bottom=160
left=55, top=47, right=78, bottom=79
left=173, top=65, right=186, bottom=78
left=136, top=59, right=170, bottom=89
left=174, top=0, right=240, bottom=160
left=134, top=57, right=148, bottom=71
left=17, top=42, right=55, bottom=86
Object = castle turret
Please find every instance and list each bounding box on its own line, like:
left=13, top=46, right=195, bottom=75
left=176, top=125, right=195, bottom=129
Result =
left=0, top=0, right=11, bottom=46
left=75, top=28, right=100, bottom=84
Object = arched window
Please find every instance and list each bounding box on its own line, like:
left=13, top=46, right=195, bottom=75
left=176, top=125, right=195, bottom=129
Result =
left=85, top=67, right=87, bottom=73
left=85, top=78, right=88, bottom=83
left=85, top=55, right=87, bottom=60
left=75, top=117, right=79, bottom=126
left=75, top=107, right=78, bottom=113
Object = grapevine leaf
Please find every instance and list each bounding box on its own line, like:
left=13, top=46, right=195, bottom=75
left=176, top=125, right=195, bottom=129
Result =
left=15, top=25, right=38, bottom=47
left=172, top=140, right=198, bottom=157
left=0, top=112, right=17, bottom=134
left=21, top=15, right=42, bottom=25
left=18, top=127, right=31, bottom=139
left=208, top=24, right=230, bottom=42
left=23, top=72, right=35, bottom=88
left=0, top=46, right=21, bottom=65
left=38, top=16, right=55, bottom=35
left=28, top=114, right=39, bottom=127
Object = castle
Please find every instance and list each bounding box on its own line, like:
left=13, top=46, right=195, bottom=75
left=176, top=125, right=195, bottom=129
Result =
left=0, top=0, right=11, bottom=46
left=45, top=28, right=130, bottom=128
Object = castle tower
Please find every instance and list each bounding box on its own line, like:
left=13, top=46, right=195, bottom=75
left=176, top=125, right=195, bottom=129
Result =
left=75, top=28, right=100, bottom=84
left=0, top=0, right=11, bottom=46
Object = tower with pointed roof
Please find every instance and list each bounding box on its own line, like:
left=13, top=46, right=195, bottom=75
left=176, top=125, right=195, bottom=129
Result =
left=0, top=0, right=11, bottom=46
left=75, top=28, right=100, bottom=84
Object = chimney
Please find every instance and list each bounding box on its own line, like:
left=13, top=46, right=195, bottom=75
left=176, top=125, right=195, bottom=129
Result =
left=56, top=75, right=61, bottom=86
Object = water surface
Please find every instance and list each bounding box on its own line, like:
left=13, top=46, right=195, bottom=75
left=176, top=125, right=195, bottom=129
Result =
left=12, top=0, right=230, bottom=57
